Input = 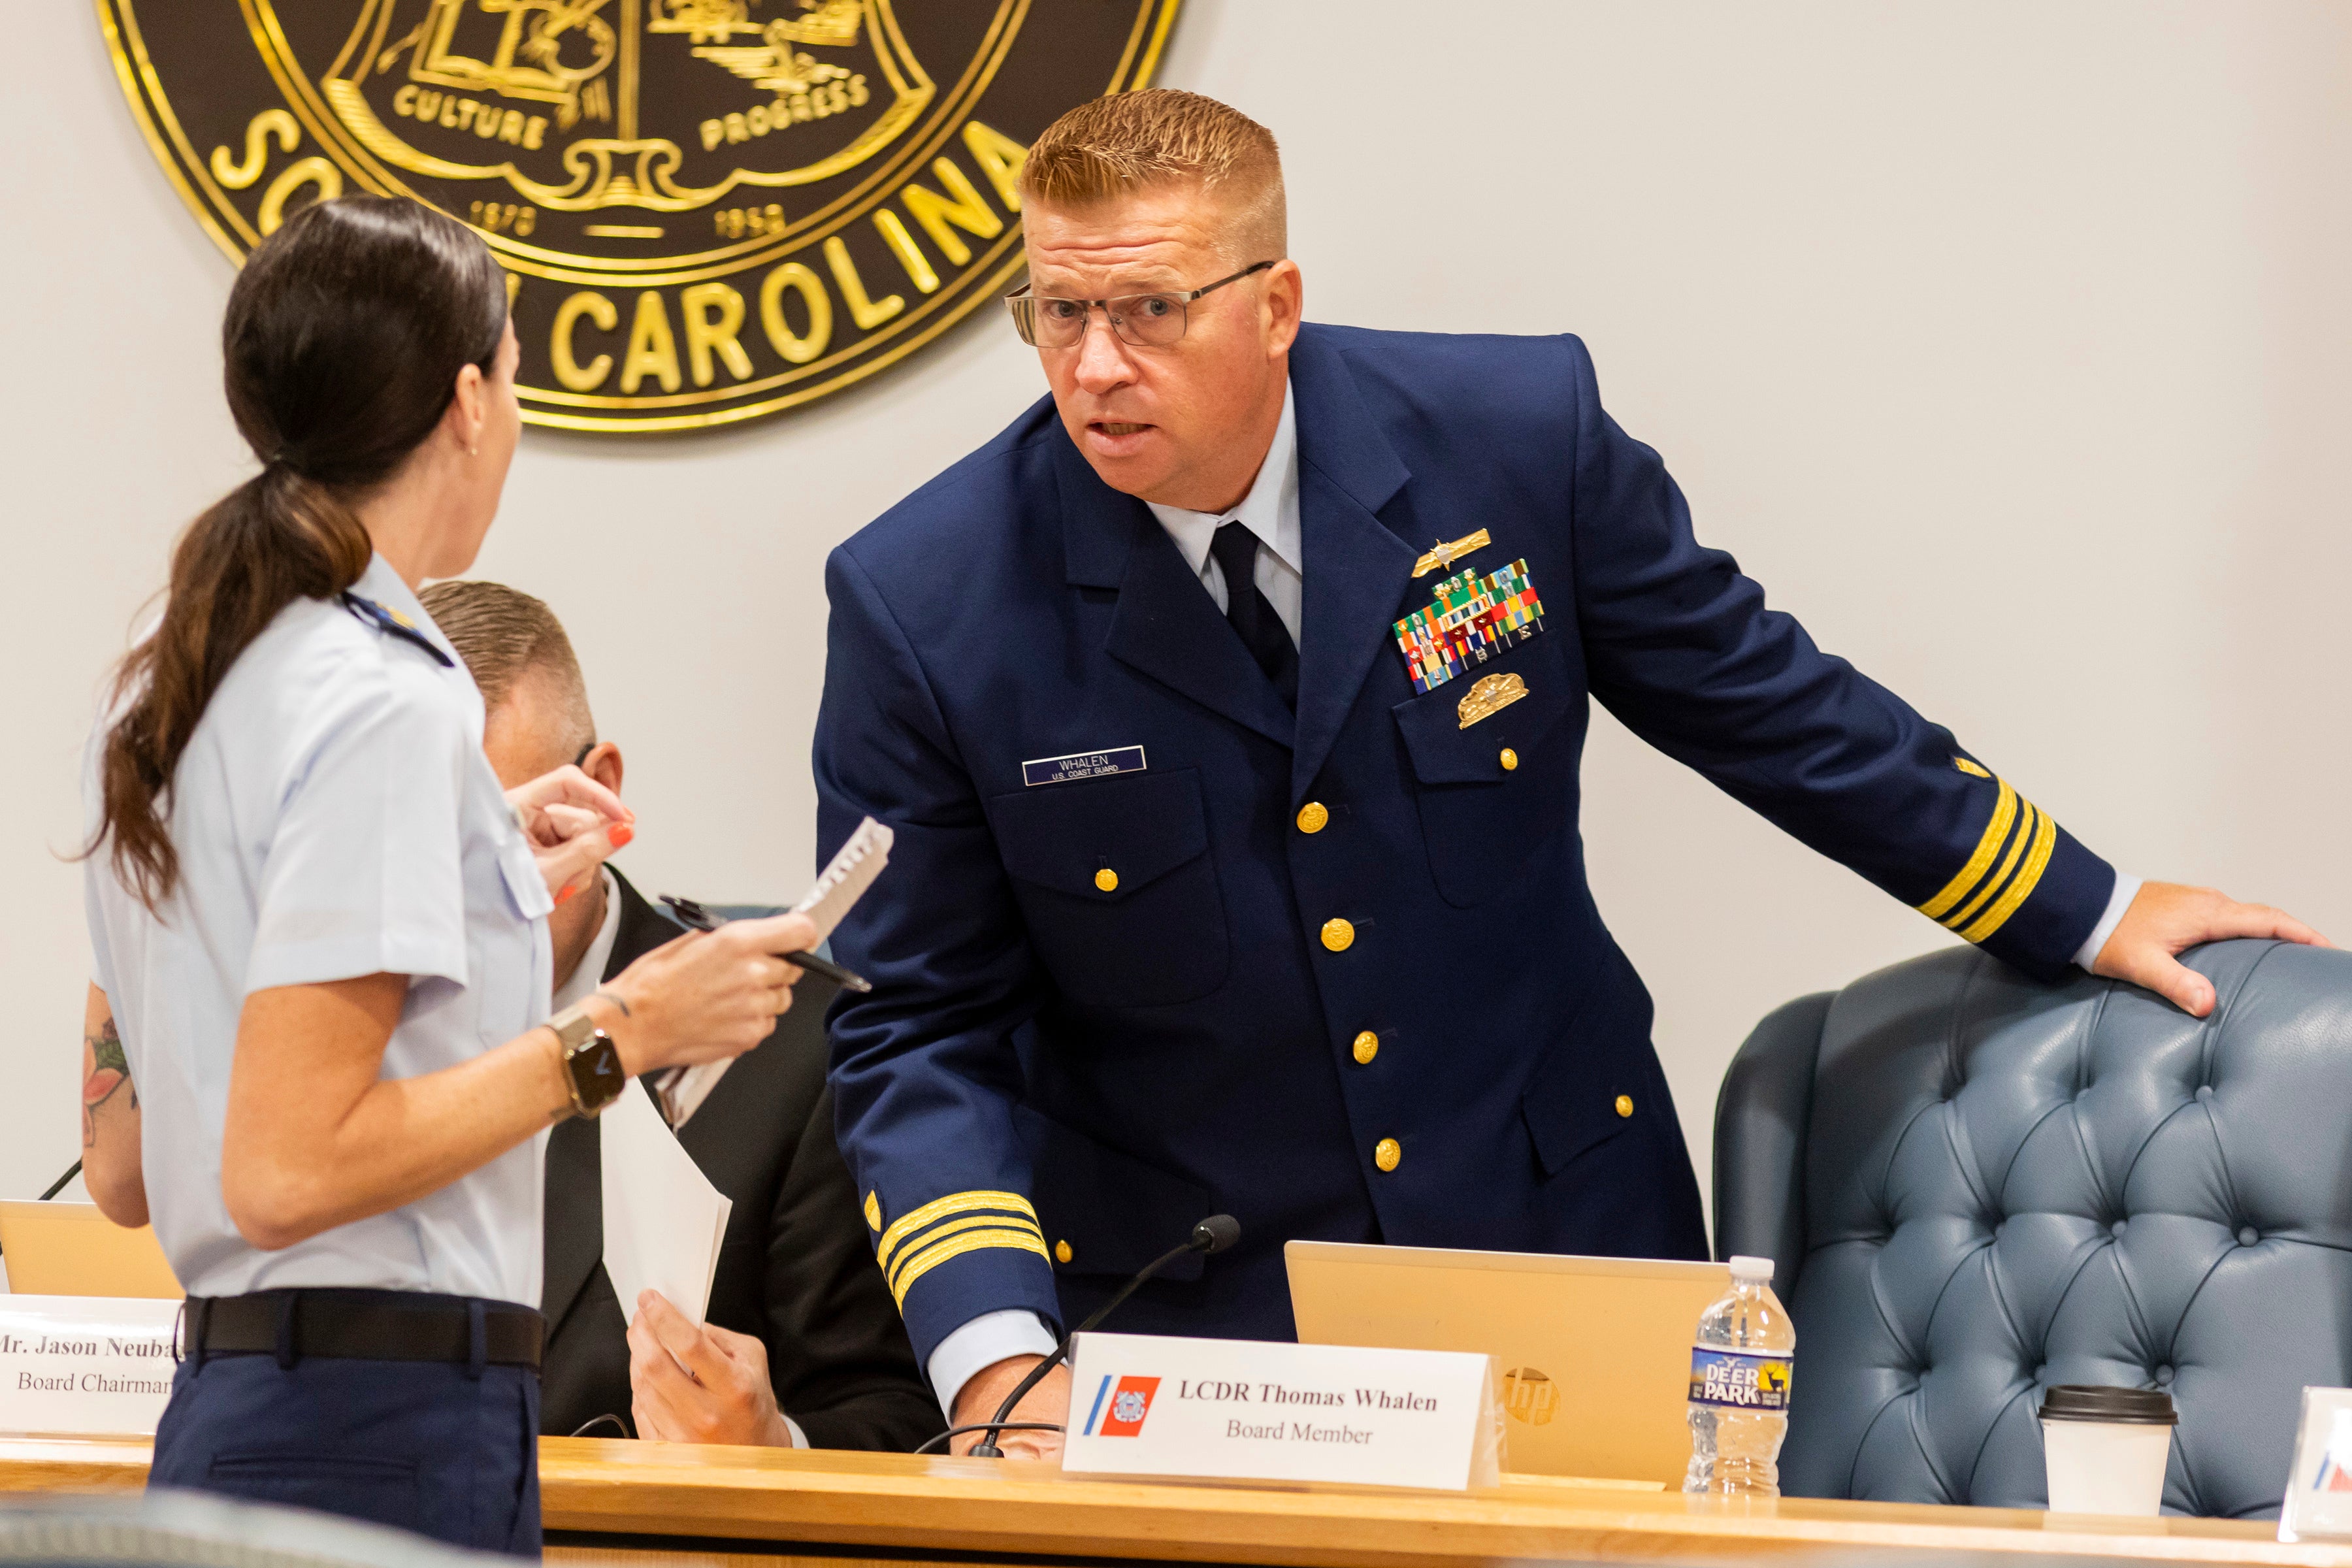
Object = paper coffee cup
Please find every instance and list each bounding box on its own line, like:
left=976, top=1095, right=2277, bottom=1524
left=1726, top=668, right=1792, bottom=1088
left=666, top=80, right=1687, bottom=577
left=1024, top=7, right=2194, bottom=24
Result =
left=2039, top=1384, right=2176, bottom=1516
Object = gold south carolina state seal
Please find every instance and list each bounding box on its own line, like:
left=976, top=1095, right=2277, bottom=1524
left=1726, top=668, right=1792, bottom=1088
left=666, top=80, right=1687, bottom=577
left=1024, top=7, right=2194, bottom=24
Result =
left=99, top=1, right=1181, bottom=433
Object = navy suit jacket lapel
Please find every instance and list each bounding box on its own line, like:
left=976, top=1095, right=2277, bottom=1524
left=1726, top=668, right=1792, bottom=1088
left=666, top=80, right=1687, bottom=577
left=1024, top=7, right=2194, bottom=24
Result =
left=1057, top=433, right=1296, bottom=751
left=1288, top=327, right=1416, bottom=798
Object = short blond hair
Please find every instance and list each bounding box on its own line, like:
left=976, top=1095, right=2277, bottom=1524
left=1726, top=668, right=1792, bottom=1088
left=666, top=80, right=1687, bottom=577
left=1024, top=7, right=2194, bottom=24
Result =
left=417, top=579, right=595, bottom=752
left=1019, top=89, right=1285, bottom=262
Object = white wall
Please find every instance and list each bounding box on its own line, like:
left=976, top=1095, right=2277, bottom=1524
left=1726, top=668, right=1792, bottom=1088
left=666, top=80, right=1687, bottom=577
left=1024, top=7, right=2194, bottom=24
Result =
left=5, top=2, right=2347, bottom=1226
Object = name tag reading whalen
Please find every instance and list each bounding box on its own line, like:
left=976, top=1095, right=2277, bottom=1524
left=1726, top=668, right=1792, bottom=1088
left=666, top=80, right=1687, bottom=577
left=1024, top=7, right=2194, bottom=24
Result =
left=1062, top=1331, right=1503, bottom=1490
left=0, top=1296, right=179, bottom=1437
left=1022, top=747, right=1147, bottom=788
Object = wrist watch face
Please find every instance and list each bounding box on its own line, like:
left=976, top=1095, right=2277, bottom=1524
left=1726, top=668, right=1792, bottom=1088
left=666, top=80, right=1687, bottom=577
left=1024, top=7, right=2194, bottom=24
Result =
left=566, top=1030, right=625, bottom=1115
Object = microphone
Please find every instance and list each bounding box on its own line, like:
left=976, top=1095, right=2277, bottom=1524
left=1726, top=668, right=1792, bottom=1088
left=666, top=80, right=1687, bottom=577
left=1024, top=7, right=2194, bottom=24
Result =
left=963, top=1213, right=1240, bottom=1458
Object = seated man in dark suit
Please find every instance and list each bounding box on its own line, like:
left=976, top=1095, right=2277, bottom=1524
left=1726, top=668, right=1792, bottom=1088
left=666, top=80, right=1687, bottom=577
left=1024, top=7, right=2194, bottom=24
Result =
left=419, top=580, right=941, bottom=1452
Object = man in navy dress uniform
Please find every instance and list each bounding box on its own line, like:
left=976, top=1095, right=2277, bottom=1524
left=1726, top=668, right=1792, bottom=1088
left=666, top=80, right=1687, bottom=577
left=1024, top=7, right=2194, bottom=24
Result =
left=812, top=90, right=2323, bottom=1457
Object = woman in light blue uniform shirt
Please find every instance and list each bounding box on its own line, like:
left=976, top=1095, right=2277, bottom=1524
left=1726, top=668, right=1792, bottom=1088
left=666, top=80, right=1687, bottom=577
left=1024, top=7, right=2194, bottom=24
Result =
left=76, top=197, right=816, bottom=1554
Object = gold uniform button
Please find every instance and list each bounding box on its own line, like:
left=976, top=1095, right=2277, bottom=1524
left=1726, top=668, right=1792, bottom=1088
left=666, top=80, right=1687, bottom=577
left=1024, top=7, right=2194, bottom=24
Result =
left=1320, top=917, right=1356, bottom=952
left=1615, top=1094, right=1635, bottom=1119
left=1094, top=868, right=1119, bottom=892
left=1297, top=802, right=1330, bottom=834
left=1500, top=747, right=1520, bottom=771
left=1352, top=1030, right=1380, bottom=1065
left=1054, top=1239, right=1073, bottom=1264
left=1374, top=1137, right=1402, bottom=1173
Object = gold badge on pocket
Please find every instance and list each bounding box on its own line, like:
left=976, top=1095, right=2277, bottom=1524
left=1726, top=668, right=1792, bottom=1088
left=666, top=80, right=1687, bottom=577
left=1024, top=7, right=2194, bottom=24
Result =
left=1457, top=672, right=1529, bottom=729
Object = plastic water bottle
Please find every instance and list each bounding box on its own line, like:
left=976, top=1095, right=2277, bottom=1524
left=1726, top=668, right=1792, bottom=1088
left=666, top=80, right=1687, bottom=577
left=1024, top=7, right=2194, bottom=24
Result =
left=1684, top=1254, right=1795, bottom=1496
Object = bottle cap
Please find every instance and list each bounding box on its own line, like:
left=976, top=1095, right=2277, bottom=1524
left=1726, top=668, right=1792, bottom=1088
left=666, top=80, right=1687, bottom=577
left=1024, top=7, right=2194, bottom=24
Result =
left=1728, top=1255, right=1775, bottom=1282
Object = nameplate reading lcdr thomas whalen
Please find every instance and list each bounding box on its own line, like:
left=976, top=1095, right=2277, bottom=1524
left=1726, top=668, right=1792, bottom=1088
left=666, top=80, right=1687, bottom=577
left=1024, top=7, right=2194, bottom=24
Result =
left=97, top=0, right=1183, bottom=433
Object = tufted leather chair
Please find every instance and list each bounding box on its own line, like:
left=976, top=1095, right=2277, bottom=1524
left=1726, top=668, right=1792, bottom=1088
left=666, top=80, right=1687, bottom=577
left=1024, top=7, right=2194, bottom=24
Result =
left=1712, top=939, right=2352, bottom=1518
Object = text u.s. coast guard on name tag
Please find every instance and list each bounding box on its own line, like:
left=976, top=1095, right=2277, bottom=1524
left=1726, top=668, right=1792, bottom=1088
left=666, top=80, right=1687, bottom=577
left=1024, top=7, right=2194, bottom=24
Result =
left=1022, top=747, right=1147, bottom=788
left=1061, top=1330, right=1503, bottom=1490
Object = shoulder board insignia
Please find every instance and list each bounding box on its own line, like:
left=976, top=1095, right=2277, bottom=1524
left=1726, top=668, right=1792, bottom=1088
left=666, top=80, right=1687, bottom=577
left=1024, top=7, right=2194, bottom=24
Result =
left=338, top=593, right=455, bottom=668
left=1953, top=757, right=1992, bottom=778
left=864, top=1191, right=882, bottom=1232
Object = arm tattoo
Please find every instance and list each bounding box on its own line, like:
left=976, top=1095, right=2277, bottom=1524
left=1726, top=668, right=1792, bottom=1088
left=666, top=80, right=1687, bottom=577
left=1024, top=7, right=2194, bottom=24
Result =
left=83, top=1017, right=133, bottom=1148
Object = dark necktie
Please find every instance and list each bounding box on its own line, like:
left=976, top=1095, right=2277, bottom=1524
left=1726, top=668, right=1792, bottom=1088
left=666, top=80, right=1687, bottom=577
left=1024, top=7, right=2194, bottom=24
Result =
left=1208, top=520, right=1299, bottom=710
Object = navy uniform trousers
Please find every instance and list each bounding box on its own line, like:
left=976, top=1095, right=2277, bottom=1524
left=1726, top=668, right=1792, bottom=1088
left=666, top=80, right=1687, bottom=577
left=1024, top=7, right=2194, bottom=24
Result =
left=813, top=323, right=2117, bottom=1369
left=151, top=1295, right=540, bottom=1556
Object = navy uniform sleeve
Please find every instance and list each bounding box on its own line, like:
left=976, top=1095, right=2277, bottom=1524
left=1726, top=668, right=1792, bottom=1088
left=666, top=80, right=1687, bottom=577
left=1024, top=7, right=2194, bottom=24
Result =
left=813, top=546, right=1062, bottom=1367
left=1561, top=336, right=2113, bottom=979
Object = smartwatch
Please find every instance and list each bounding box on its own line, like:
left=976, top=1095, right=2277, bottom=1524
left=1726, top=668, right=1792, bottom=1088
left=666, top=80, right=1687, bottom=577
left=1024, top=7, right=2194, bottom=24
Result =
left=547, top=1002, right=625, bottom=1118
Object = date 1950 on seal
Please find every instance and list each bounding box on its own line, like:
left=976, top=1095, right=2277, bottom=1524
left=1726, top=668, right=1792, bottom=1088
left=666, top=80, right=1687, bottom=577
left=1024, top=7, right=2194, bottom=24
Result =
left=99, top=0, right=1181, bottom=433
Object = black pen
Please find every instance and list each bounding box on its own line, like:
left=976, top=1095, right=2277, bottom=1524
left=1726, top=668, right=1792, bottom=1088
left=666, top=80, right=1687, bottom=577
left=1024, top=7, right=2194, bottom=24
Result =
left=657, top=894, right=874, bottom=994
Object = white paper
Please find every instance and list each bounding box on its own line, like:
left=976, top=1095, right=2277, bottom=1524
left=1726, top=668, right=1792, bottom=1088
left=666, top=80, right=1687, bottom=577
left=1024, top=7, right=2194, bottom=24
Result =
left=599, top=1081, right=731, bottom=1326
left=1062, top=1331, right=1503, bottom=1490
left=794, top=816, right=894, bottom=944
left=0, top=1296, right=180, bottom=1436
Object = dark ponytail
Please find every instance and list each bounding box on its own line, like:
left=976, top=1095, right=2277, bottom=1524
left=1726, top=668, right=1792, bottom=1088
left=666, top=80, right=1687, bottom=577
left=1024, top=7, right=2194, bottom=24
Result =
left=93, top=195, right=507, bottom=909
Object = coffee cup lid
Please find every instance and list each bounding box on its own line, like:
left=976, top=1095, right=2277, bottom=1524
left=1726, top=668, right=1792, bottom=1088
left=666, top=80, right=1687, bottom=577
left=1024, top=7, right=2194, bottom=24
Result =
left=2038, top=1384, right=2177, bottom=1425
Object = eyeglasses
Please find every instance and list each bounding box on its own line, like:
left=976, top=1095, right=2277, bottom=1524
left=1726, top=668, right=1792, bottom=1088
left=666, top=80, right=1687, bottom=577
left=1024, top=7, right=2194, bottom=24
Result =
left=1004, top=260, right=1277, bottom=349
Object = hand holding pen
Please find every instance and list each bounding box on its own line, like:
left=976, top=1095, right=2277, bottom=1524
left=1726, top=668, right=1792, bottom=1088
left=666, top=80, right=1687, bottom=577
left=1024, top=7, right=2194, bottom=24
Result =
left=658, top=895, right=873, bottom=994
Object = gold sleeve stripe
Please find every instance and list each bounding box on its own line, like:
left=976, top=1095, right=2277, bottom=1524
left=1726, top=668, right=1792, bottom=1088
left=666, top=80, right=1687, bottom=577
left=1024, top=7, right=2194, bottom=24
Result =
left=1916, top=777, right=2019, bottom=921
left=889, top=1227, right=1053, bottom=1309
left=1944, top=801, right=2036, bottom=933
left=1959, top=805, right=2057, bottom=944
left=885, top=1211, right=1045, bottom=1296
left=874, top=1189, right=1039, bottom=1273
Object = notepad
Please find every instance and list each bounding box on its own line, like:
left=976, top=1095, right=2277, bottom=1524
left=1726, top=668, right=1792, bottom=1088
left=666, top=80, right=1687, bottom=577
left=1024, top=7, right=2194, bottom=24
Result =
left=793, top=815, right=894, bottom=943
left=658, top=816, right=896, bottom=1128
left=600, top=1080, right=731, bottom=1326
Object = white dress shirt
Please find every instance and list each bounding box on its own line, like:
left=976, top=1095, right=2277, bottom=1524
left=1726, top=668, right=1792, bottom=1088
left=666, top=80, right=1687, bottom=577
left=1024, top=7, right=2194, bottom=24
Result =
left=1144, top=380, right=1303, bottom=645
left=923, top=379, right=2138, bottom=1414
left=83, top=553, right=553, bottom=1305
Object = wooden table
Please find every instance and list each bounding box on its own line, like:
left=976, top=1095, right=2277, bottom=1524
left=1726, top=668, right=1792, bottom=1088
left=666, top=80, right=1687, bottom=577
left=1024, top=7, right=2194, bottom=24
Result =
left=0, top=1435, right=2338, bottom=1568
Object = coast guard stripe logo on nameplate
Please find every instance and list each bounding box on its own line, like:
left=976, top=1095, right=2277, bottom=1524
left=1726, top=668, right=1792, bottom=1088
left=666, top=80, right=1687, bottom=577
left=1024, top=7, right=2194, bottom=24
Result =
left=1023, top=747, right=1147, bottom=787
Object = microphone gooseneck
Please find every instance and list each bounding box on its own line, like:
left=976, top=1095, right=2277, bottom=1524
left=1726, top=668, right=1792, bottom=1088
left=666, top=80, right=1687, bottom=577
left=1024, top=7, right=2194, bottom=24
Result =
left=965, top=1213, right=1239, bottom=1458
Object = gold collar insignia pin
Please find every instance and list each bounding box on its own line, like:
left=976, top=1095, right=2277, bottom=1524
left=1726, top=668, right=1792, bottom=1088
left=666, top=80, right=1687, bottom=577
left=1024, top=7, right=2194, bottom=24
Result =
left=1412, top=529, right=1492, bottom=579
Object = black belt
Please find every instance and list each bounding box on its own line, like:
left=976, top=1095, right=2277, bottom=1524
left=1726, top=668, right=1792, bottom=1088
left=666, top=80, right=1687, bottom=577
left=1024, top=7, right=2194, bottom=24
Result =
left=182, top=1289, right=544, bottom=1371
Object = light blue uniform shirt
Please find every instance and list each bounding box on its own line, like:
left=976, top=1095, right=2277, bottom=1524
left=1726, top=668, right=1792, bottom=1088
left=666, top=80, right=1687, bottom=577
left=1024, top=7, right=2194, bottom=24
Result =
left=83, top=553, right=555, bottom=1305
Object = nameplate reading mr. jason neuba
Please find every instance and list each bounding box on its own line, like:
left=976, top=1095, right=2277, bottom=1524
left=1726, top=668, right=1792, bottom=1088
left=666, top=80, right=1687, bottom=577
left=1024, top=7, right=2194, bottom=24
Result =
left=0, top=1296, right=180, bottom=1437
left=1062, top=1332, right=1502, bottom=1490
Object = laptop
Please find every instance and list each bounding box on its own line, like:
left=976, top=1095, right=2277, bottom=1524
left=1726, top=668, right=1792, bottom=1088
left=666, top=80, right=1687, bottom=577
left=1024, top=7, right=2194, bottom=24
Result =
left=1286, top=1239, right=1729, bottom=1484
left=0, top=1201, right=182, bottom=1299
